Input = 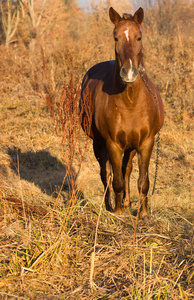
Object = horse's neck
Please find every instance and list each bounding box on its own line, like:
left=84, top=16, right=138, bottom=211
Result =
left=113, top=61, right=143, bottom=99
left=113, top=62, right=125, bottom=93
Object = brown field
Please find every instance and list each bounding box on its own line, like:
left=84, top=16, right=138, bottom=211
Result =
left=0, top=0, right=193, bottom=299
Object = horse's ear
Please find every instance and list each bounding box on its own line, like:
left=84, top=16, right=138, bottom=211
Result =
left=109, top=7, right=122, bottom=25
left=134, top=7, right=144, bottom=24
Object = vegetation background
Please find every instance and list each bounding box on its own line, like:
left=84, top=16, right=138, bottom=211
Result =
left=0, top=0, right=193, bottom=299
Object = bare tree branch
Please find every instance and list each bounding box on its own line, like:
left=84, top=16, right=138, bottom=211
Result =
left=0, top=0, right=21, bottom=46
left=21, top=0, right=49, bottom=38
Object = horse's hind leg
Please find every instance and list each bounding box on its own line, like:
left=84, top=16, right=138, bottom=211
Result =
left=93, top=141, right=113, bottom=212
left=122, top=149, right=136, bottom=207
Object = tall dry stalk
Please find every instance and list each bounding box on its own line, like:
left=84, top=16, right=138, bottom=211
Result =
left=36, top=48, right=91, bottom=211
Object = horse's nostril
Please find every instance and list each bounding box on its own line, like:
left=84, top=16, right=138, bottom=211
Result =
left=133, top=67, right=138, bottom=77
left=120, top=67, right=128, bottom=77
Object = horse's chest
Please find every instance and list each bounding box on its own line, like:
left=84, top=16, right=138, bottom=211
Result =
left=99, top=102, right=150, bottom=149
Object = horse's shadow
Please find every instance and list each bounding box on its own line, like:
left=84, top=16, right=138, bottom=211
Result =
left=8, top=148, right=69, bottom=197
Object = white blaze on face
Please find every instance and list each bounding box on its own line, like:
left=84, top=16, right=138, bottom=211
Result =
left=127, top=59, right=134, bottom=82
left=124, top=29, right=129, bottom=42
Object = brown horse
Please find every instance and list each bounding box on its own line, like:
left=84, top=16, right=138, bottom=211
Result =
left=80, top=7, right=164, bottom=220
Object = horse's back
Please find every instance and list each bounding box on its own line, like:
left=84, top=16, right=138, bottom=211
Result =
left=81, top=60, right=114, bottom=90
left=80, top=61, right=115, bottom=141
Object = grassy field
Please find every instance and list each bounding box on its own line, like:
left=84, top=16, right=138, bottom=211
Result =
left=0, top=0, right=193, bottom=299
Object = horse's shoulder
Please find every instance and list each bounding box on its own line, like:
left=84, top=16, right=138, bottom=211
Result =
left=143, top=74, right=164, bottom=127
left=143, top=74, right=161, bottom=99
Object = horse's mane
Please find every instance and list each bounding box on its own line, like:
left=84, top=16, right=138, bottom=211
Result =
left=122, top=13, right=133, bottom=21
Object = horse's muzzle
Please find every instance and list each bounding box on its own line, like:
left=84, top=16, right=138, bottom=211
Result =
left=120, top=62, right=139, bottom=84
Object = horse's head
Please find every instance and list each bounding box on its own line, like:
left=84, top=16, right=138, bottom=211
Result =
left=109, top=7, right=144, bottom=84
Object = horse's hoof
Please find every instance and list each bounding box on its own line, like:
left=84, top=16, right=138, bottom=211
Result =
left=139, top=211, right=149, bottom=221
left=114, top=207, right=123, bottom=214
left=106, top=205, right=114, bottom=213
left=123, top=198, right=131, bottom=207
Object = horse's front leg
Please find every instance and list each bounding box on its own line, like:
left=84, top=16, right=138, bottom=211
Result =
left=122, top=149, right=136, bottom=207
left=137, top=138, right=154, bottom=220
left=106, top=141, right=124, bottom=214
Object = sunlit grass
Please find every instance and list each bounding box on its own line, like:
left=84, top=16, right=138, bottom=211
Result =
left=0, top=0, right=193, bottom=298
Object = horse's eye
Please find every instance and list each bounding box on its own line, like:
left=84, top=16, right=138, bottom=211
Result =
left=114, top=37, right=118, bottom=42
left=137, top=37, right=142, bottom=41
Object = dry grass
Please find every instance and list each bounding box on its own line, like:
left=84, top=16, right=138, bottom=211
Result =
left=0, top=0, right=193, bottom=299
